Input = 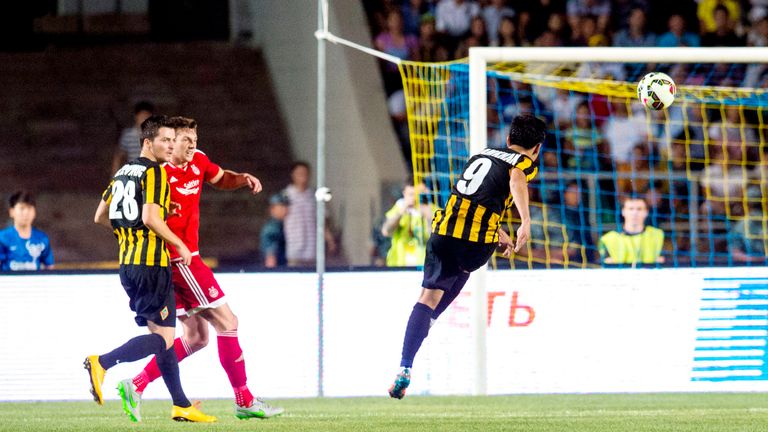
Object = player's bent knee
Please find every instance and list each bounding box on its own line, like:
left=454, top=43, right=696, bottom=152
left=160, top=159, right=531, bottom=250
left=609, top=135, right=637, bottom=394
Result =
left=187, top=335, right=209, bottom=352
left=418, top=288, right=443, bottom=309
left=147, top=322, right=176, bottom=349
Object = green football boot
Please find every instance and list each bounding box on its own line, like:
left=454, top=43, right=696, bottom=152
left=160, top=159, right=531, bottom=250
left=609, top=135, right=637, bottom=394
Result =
left=117, top=379, right=142, bottom=422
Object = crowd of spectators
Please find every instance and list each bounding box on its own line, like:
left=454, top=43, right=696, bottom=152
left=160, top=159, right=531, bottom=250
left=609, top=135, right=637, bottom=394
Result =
left=366, top=0, right=768, bottom=84
left=365, top=0, right=768, bottom=267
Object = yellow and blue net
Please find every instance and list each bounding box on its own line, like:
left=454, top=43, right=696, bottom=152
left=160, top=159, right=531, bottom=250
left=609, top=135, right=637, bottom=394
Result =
left=399, top=60, right=768, bottom=268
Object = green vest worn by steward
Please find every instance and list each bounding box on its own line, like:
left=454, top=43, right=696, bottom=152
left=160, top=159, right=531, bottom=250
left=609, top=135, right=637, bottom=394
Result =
left=599, top=226, right=664, bottom=265
left=385, top=201, right=435, bottom=267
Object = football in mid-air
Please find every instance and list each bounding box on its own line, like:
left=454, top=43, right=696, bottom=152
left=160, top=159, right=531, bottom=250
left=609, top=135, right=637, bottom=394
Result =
left=637, top=72, right=676, bottom=110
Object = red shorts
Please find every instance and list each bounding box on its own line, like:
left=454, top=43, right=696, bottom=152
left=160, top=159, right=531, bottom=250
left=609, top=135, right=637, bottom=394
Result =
left=171, top=254, right=227, bottom=317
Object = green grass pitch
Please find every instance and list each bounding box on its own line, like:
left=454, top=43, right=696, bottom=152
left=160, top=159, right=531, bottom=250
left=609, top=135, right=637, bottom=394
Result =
left=1, top=393, right=767, bottom=432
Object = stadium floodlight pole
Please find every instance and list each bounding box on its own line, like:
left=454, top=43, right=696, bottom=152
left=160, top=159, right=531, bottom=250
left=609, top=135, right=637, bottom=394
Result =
left=316, top=0, right=328, bottom=398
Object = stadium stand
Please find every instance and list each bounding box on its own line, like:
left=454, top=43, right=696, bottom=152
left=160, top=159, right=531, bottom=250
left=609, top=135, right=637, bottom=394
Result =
left=0, top=42, right=293, bottom=264
left=363, top=0, right=767, bottom=268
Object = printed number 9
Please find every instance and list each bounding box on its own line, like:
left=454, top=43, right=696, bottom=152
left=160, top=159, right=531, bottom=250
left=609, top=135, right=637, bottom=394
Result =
left=456, top=158, right=492, bottom=195
left=108, top=181, right=139, bottom=221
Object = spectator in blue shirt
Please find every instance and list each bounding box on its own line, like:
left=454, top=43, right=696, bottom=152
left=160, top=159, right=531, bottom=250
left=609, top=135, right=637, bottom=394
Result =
left=0, top=191, right=54, bottom=271
left=613, top=8, right=656, bottom=47
left=401, top=0, right=435, bottom=37
left=657, top=14, right=700, bottom=47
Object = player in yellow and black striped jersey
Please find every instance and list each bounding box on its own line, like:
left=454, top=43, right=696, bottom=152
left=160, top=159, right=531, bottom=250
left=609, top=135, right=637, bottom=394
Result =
left=87, top=115, right=214, bottom=422
left=389, top=114, right=546, bottom=400
left=431, top=147, right=538, bottom=245
left=102, top=158, right=171, bottom=267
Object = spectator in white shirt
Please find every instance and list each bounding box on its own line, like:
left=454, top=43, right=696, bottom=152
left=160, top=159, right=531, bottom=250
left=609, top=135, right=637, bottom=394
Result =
left=435, top=0, right=481, bottom=45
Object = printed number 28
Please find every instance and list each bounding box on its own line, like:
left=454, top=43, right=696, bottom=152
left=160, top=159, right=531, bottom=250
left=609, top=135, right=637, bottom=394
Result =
left=108, top=180, right=139, bottom=221
left=456, top=158, right=492, bottom=195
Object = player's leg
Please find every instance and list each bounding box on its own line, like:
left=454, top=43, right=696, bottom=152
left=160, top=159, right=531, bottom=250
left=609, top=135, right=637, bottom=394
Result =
left=401, top=287, right=443, bottom=366
left=390, top=235, right=488, bottom=399
left=177, top=255, right=281, bottom=418
left=144, top=265, right=215, bottom=422
left=85, top=332, right=166, bottom=406
left=146, top=320, right=215, bottom=422
left=177, top=258, right=243, bottom=403
left=388, top=286, right=445, bottom=400
left=390, top=235, right=449, bottom=399
left=123, top=262, right=206, bottom=420
left=146, top=320, right=187, bottom=406
left=132, top=314, right=207, bottom=394
left=85, top=265, right=170, bottom=406
left=430, top=271, right=470, bottom=321
left=200, top=303, right=284, bottom=418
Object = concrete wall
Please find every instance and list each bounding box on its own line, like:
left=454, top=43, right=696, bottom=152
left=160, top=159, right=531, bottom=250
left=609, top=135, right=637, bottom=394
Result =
left=251, top=0, right=406, bottom=265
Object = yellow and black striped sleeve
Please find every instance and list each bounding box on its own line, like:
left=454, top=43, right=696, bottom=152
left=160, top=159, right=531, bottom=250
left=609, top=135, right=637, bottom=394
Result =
left=102, top=179, right=114, bottom=203
left=511, top=156, right=538, bottom=183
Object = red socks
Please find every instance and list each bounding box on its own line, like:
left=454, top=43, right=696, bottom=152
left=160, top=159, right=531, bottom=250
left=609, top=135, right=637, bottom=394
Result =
left=132, top=331, right=253, bottom=407
left=217, top=329, right=253, bottom=407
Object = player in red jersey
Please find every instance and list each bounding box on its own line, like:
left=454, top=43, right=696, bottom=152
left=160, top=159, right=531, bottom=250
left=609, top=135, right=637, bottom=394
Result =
left=118, top=117, right=284, bottom=420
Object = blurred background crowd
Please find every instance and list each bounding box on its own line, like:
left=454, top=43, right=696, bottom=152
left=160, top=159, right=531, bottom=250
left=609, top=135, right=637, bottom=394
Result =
left=0, top=1, right=764, bottom=272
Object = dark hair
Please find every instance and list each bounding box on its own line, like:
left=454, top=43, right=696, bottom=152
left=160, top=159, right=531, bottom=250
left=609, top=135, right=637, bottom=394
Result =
left=566, top=179, right=582, bottom=190
left=290, top=161, right=310, bottom=173
left=403, top=175, right=415, bottom=190
left=168, top=116, right=197, bottom=130
left=620, top=195, right=648, bottom=208
left=133, top=101, right=155, bottom=115
left=9, top=190, right=35, bottom=208
left=713, top=4, right=729, bottom=17
left=507, top=114, right=546, bottom=149
left=497, top=15, right=517, bottom=45
left=140, top=115, right=173, bottom=143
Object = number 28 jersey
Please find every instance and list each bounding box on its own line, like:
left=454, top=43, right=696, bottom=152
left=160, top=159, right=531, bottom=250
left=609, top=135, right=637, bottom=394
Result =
left=102, top=157, right=171, bottom=267
left=431, top=148, right=538, bottom=244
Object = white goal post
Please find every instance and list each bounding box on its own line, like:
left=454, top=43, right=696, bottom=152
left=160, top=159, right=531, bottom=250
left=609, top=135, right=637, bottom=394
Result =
left=467, top=46, right=768, bottom=395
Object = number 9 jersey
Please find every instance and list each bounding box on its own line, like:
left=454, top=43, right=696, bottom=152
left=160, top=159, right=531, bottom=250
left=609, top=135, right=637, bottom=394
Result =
left=102, top=157, right=172, bottom=267
left=431, top=148, right=538, bottom=244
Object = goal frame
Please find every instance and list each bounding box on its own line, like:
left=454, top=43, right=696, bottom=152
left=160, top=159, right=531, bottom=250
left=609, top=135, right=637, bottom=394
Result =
left=467, top=46, right=768, bottom=395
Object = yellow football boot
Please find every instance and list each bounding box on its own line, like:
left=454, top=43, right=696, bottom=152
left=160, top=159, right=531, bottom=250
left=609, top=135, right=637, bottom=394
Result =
left=83, top=355, right=106, bottom=405
left=171, top=403, right=218, bottom=422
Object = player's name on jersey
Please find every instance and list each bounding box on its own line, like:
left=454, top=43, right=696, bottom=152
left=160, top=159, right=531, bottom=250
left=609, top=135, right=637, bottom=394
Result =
left=115, top=164, right=148, bottom=178
left=480, top=148, right=522, bottom=165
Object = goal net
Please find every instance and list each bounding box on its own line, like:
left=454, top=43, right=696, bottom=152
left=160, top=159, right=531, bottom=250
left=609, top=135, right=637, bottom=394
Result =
left=399, top=48, right=768, bottom=270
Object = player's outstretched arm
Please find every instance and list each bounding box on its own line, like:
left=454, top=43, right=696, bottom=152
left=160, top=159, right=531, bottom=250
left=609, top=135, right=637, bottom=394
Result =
left=209, top=168, right=262, bottom=194
left=509, top=168, right=531, bottom=253
left=142, top=202, right=192, bottom=265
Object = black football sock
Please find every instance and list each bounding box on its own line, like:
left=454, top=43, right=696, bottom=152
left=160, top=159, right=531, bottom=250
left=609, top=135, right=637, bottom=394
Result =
left=156, top=345, right=191, bottom=408
left=400, top=302, right=434, bottom=368
left=431, top=289, right=461, bottom=320
left=99, top=333, right=165, bottom=370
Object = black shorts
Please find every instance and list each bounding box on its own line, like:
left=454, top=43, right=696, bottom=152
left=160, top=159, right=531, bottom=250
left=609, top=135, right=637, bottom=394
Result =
left=119, top=264, right=176, bottom=327
left=421, top=234, right=496, bottom=293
